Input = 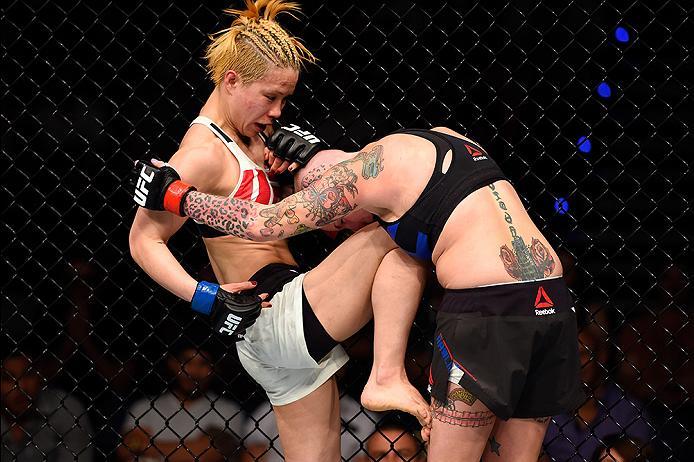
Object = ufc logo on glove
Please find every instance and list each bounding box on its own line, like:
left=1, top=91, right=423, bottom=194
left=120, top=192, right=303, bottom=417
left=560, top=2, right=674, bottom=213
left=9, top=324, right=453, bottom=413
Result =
left=281, top=123, right=321, bottom=144
left=218, top=312, right=243, bottom=336
left=134, top=164, right=155, bottom=206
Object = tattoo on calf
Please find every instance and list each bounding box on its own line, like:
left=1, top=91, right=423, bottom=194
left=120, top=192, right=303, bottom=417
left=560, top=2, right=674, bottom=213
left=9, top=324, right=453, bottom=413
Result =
left=488, top=184, right=555, bottom=281
left=488, top=435, right=502, bottom=456
left=432, top=399, right=494, bottom=427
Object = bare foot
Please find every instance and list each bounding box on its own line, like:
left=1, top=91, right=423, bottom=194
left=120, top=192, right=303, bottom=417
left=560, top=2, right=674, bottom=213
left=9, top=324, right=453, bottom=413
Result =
left=361, top=374, right=432, bottom=437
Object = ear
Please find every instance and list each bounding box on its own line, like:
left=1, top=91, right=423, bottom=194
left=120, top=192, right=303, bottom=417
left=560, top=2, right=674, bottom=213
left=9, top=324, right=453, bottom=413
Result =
left=222, top=69, right=242, bottom=94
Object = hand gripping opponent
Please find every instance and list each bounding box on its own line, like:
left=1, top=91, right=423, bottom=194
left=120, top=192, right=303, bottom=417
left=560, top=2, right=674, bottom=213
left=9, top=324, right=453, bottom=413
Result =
left=191, top=282, right=263, bottom=340
left=264, top=122, right=326, bottom=168
left=133, top=160, right=196, bottom=216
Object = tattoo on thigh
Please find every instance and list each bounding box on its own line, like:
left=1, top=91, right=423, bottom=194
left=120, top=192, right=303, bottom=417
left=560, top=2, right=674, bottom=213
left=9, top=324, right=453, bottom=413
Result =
left=447, top=387, right=477, bottom=406
left=534, top=416, right=550, bottom=423
left=432, top=399, right=494, bottom=427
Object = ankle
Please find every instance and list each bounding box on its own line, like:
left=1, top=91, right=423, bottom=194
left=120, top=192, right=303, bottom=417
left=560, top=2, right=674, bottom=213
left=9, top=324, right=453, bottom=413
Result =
left=370, top=365, right=408, bottom=385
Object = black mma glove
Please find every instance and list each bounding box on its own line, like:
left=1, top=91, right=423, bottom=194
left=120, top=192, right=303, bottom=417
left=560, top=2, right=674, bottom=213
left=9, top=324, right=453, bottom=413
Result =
left=265, top=122, right=326, bottom=168
left=191, top=281, right=262, bottom=341
left=133, top=160, right=196, bottom=216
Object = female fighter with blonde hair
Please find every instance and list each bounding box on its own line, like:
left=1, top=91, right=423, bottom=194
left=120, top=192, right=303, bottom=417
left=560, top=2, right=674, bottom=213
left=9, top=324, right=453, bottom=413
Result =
left=129, top=2, right=430, bottom=460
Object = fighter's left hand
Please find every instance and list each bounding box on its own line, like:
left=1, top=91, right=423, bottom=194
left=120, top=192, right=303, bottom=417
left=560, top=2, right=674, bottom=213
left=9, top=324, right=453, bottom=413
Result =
left=263, top=122, right=326, bottom=174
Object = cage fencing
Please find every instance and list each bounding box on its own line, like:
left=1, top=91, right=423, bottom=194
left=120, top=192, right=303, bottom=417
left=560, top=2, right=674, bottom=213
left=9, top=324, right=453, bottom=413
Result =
left=2, top=0, right=692, bottom=460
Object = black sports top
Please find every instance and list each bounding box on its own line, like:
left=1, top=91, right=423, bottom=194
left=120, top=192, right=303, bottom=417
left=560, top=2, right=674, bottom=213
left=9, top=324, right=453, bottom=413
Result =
left=376, top=129, right=507, bottom=261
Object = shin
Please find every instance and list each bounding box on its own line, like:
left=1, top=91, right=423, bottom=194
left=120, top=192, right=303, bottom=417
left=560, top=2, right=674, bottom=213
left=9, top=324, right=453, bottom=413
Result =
left=273, top=378, right=341, bottom=462
left=361, top=249, right=431, bottom=428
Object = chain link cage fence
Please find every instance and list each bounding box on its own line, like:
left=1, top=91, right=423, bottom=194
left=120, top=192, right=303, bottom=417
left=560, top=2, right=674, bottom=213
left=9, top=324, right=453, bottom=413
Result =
left=2, top=0, right=691, bottom=460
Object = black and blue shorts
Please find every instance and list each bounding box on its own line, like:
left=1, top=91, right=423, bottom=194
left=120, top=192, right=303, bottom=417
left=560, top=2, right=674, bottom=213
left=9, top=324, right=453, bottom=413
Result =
left=429, top=277, right=585, bottom=420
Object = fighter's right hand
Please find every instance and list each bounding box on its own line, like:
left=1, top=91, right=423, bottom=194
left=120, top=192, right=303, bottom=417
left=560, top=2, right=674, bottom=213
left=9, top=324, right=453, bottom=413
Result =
left=191, top=281, right=265, bottom=341
left=132, top=160, right=196, bottom=216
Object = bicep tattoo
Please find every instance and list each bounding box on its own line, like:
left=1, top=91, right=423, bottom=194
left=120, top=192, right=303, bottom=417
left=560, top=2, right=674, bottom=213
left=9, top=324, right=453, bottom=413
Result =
left=300, top=163, right=331, bottom=190
left=489, top=184, right=556, bottom=280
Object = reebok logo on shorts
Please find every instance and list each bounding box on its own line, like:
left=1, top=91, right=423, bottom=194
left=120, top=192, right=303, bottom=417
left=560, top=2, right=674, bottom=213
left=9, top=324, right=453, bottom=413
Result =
left=534, top=286, right=555, bottom=315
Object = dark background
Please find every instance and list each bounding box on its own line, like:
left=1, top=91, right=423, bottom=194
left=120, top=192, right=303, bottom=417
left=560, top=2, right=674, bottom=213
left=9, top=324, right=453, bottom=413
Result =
left=2, top=0, right=691, bottom=460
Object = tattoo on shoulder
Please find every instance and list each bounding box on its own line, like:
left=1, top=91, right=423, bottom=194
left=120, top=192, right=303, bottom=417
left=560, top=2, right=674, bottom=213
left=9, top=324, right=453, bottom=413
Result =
left=353, top=145, right=384, bottom=179
left=488, top=184, right=556, bottom=281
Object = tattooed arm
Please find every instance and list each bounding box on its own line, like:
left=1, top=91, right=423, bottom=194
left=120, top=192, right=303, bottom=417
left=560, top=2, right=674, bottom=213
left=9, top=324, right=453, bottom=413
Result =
left=183, top=146, right=386, bottom=241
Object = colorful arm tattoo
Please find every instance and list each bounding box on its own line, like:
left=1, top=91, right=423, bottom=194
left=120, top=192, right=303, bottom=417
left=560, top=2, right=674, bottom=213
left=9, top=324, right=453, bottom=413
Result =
left=488, top=184, right=556, bottom=280
left=183, top=145, right=385, bottom=241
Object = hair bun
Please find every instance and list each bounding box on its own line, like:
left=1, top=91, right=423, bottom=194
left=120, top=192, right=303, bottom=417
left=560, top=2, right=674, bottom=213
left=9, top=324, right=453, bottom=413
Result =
left=227, top=0, right=301, bottom=27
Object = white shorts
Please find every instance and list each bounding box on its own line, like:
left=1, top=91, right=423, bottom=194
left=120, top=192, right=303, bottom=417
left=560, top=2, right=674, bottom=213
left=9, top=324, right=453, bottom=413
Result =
left=236, top=273, right=349, bottom=406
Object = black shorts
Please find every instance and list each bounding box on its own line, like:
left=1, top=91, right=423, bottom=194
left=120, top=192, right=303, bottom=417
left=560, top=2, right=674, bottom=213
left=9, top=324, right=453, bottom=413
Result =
left=429, top=277, right=585, bottom=420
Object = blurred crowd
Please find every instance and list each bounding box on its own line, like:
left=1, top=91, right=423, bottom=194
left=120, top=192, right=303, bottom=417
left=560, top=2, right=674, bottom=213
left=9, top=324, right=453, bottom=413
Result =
left=1, top=250, right=691, bottom=461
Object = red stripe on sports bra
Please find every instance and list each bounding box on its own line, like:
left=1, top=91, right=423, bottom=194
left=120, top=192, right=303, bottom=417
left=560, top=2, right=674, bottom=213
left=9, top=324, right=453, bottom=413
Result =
left=234, top=169, right=273, bottom=205
left=255, top=171, right=272, bottom=204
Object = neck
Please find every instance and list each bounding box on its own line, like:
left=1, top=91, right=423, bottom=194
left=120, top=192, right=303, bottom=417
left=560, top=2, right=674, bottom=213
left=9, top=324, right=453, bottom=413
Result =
left=200, top=89, right=246, bottom=144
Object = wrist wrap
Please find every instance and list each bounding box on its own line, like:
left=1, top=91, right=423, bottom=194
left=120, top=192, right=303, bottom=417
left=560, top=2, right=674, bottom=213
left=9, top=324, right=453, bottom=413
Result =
left=163, top=180, right=195, bottom=216
left=191, top=281, right=218, bottom=315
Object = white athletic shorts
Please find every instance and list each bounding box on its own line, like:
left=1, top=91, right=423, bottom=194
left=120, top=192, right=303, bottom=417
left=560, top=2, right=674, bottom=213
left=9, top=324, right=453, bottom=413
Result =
left=236, top=273, right=349, bottom=406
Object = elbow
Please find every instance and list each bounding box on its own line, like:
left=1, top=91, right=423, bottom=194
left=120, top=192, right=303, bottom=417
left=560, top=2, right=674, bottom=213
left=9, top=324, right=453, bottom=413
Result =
left=128, top=227, right=144, bottom=266
left=129, top=226, right=163, bottom=267
left=245, top=222, right=276, bottom=243
left=247, top=229, right=271, bottom=243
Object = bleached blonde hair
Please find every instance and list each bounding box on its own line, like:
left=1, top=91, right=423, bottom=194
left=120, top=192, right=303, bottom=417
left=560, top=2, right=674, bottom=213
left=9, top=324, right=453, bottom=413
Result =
left=205, top=0, right=316, bottom=85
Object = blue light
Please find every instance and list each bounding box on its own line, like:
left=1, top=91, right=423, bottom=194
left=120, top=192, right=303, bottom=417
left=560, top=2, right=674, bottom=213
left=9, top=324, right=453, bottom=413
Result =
left=577, top=136, right=592, bottom=153
left=615, top=27, right=630, bottom=43
left=597, top=82, right=612, bottom=98
left=554, top=198, right=569, bottom=215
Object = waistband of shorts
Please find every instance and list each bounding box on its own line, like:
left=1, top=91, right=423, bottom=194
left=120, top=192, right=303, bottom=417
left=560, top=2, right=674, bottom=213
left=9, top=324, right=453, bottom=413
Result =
left=439, top=277, right=572, bottom=316
left=248, top=263, right=301, bottom=300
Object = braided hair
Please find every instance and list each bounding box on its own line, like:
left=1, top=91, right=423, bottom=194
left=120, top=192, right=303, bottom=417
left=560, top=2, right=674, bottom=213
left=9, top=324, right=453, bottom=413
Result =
left=205, top=0, right=316, bottom=85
